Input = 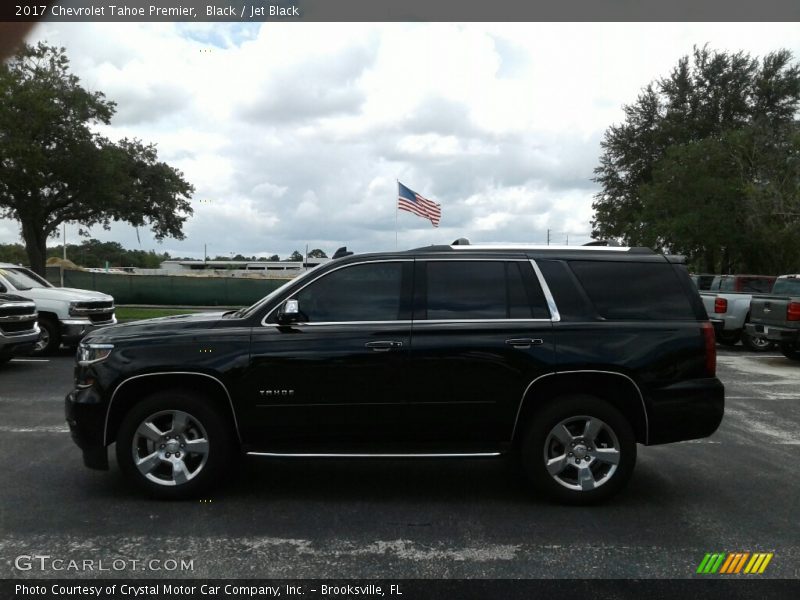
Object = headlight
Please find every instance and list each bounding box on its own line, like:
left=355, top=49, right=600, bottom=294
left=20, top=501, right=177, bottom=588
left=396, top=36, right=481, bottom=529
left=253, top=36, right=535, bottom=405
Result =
left=77, top=343, right=114, bottom=366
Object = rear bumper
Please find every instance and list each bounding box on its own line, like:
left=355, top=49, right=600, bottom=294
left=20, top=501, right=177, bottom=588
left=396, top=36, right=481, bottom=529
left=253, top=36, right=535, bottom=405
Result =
left=65, top=388, right=109, bottom=470
left=709, top=318, right=724, bottom=336
left=646, top=377, right=725, bottom=445
left=745, top=323, right=799, bottom=344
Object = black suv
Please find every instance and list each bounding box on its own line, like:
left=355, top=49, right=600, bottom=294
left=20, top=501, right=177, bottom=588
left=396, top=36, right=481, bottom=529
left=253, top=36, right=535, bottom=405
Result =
left=65, top=243, right=724, bottom=503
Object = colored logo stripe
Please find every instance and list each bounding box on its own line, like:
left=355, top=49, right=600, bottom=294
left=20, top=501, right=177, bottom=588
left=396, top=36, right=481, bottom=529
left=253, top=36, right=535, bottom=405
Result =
left=697, top=552, right=773, bottom=574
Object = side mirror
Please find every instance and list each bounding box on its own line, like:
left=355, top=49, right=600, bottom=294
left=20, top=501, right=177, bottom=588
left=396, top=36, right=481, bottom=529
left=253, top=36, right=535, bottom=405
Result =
left=278, top=299, right=301, bottom=324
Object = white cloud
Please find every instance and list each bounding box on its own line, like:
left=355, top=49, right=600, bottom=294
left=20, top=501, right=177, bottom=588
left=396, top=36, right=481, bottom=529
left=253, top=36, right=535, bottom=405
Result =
left=1, top=22, right=798, bottom=259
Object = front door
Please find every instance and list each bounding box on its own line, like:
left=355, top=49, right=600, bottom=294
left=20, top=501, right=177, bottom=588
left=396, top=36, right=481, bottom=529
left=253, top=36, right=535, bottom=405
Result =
left=241, top=260, right=413, bottom=450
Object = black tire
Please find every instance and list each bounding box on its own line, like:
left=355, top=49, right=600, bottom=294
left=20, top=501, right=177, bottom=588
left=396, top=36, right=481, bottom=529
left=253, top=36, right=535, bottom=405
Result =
left=779, top=342, right=800, bottom=362
left=32, top=316, right=60, bottom=356
left=520, top=394, right=636, bottom=505
left=116, top=390, right=236, bottom=499
left=741, top=330, right=773, bottom=352
left=715, top=330, right=741, bottom=346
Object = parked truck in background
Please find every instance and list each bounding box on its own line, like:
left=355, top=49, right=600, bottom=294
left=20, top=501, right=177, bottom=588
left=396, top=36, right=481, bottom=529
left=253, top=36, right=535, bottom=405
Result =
left=0, top=293, right=39, bottom=364
left=746, top=275, right=800, bottom=362
left=0, top=263, right=116, bottom=355
left=698, top=274, right=776, bottom=351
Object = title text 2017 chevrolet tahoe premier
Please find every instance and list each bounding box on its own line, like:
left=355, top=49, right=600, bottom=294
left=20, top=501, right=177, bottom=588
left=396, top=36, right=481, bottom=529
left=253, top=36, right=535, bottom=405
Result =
left=65, top=243, right=724, bottom=504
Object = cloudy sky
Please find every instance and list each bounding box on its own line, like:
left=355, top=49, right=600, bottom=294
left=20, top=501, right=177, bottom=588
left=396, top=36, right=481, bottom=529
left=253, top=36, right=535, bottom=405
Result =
left=2, top=22, right=799, bottom=259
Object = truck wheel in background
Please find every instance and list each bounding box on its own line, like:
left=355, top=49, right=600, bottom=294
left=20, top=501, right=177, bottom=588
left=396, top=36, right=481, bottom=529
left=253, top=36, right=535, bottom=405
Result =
left=32, top=316, right=60, bottom=356
left=741, top=330, right=773, bottom=352
left=779, top=342, right=800, bottom=362
left=715, top=330, right=741, bottom=346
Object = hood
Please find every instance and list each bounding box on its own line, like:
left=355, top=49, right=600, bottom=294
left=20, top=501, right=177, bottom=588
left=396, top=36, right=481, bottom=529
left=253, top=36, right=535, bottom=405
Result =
left=0, top=293, right=34, bottom=304
left=85, top=311, right=228, bottom=342
left=18, top=287, right=114, bottom=303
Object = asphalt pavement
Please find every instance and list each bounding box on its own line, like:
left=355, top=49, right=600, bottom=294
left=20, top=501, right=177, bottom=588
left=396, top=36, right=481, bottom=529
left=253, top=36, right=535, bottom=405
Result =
left=1, top=346, right=798, bottom=579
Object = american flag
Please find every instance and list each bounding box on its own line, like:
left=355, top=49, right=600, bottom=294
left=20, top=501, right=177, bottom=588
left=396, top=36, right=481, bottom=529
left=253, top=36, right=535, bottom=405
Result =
left=398, top=182, right=441, bottom=228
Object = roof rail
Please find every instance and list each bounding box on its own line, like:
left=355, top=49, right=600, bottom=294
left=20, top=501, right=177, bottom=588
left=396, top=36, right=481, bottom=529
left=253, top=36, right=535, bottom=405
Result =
left=582, top=239, right=620, bottom=247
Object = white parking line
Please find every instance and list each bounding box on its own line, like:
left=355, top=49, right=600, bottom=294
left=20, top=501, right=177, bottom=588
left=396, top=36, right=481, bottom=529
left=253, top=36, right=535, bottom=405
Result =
left=0, top=425, right=69, bottom=433
left=9, top=358, right=50, bottom=363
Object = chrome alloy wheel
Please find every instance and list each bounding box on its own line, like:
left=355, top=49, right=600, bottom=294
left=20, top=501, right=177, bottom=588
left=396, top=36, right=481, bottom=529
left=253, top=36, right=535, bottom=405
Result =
left=131, top=410, right=210, bottom=486
left=34, top=327, right=49, bottom=353
left=543, top=415, right=621, bottom=492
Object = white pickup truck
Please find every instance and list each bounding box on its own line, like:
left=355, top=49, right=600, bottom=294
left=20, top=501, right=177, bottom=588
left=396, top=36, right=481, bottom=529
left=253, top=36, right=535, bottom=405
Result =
left=0, top=263, right=116, bottom=355
left=698, top=274, right=776, bottom=351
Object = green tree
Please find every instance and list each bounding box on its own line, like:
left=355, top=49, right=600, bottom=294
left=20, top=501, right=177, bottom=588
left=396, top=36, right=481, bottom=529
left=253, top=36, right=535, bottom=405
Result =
left=286, top=250, right=303, bottom=261
left=268, top=254, right=280, bottom=261
left=0, top=43, right=194, bottom=275
left=307, top=248, right=328, bottom=258
left=592, top=46, right=800, bottom=272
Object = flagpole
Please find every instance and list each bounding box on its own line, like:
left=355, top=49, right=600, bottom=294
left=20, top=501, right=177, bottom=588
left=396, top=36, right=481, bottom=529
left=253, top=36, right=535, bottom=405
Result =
left=395, top=179, right=399, bottom=250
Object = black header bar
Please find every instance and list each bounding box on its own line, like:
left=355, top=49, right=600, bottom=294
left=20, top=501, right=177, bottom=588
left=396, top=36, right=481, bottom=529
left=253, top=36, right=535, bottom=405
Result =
left=4, top=0, right=800, bottom=22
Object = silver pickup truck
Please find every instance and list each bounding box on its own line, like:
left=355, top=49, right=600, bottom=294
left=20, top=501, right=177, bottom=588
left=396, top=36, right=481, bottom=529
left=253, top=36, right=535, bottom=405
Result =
left=745, top=275, right=800, bottom=362
left=0, top=293, right=39, bottom=364
left=698, top=274, right=776, bottom=351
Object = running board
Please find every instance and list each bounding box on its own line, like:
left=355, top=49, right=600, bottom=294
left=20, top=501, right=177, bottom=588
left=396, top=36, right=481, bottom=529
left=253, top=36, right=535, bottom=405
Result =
left=246, top=451, right=502, bottom=459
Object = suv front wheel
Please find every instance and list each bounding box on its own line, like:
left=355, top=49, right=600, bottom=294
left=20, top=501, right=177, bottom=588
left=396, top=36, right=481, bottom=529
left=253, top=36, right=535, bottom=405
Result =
left=116, top=391, right=235, bottom=499
left=521, top=395, right=636, bottom=504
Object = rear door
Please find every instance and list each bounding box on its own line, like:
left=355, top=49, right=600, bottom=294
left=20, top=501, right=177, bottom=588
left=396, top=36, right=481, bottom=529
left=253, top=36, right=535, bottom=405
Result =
left=406, top=258, right=556, bottom=446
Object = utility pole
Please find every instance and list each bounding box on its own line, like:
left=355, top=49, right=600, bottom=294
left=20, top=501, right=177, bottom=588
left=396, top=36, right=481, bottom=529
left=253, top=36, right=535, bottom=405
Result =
left=204, top=244, right=207, bottom=264
left=60, top=222, right=66, bottom=287
left=566, top=234, right=569, bottom=246
left=547, top=229, right=551, bottom=246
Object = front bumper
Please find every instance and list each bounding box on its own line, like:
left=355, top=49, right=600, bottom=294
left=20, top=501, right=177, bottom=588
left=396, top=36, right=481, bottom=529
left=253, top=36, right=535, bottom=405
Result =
left=0, top=329, right=40, bottom=358
left=745, top=323, right=799, bottom=344
left=65, top=388, right=109, bottom=470
left=646, top=377, right=725, bottom=445
left=60, top=316, right=117, bottom=344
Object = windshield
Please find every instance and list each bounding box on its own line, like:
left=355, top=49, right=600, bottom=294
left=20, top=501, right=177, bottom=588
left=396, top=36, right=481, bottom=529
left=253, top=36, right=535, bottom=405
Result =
left=235, top=267, right=323, bottom=318
left=772, top=279, right=800, bottom=296
left=0, top=267, right=52, bottom=291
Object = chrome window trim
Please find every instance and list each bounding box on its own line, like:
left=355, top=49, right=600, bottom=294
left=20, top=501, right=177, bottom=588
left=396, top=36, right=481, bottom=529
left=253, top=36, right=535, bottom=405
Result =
left=248, top=451, right=502, bottom=458
left=260, top=318, right=552, bottom=327
left=416, top=258, right=530, bottom=261
left=451, top=244, right=631, bottom=252
left=103, top=372, right=241, bottom=445
left=261, top=259, right=413, bottom=327
left=511, top=370, right=649, bottom=445
left=529, top=259, right=561, bottom=322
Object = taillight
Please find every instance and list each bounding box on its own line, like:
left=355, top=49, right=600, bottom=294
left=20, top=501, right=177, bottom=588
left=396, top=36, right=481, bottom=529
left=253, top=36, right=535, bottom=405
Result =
left=788, top=302, right=800, bottom=321
left=714, top=298, right=727, bottom=313
left=702, top=322, right=716, bottom=377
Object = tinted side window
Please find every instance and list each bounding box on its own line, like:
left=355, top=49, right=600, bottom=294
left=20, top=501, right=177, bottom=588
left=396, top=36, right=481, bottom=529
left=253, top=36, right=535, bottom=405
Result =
left=426, top=261, right=506, bottom=319
left=294, top=262, right=403, bottom=322
left=424, top=261, right=548, bottom=320
left=569, top=261, right=696, bottom=320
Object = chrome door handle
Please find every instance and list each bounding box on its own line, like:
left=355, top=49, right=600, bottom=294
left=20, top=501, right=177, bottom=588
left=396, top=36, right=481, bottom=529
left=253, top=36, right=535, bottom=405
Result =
left=365, top=340, right=404, bottom=352
left=505, top=338, right=544, bottom=349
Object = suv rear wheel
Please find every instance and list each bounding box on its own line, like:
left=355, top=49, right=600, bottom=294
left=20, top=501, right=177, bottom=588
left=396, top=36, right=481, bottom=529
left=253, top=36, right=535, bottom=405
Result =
left=116, top=391, right=235, bottom=499
left=521, top=395, right=636, bottom=504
